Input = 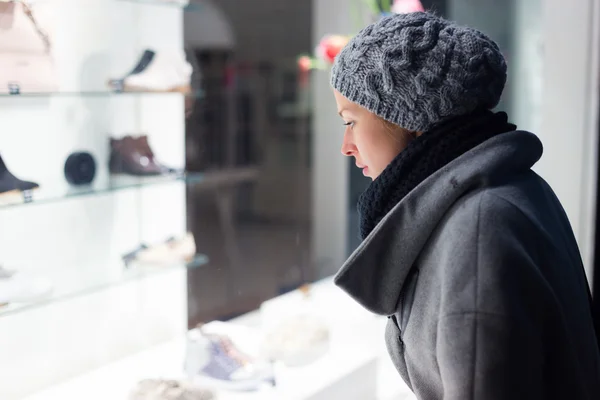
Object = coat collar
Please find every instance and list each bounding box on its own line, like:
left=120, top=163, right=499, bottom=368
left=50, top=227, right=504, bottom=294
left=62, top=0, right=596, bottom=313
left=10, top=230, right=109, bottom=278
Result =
left=333, top=131, right=543, bottom=316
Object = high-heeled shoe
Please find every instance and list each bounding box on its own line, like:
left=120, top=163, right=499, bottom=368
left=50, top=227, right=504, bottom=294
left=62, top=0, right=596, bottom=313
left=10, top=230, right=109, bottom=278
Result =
left=0, top=153, right=39, bottom=196
left=108, top=49, right=192, bottom=93
left=107, top=50, right=156, bottom=92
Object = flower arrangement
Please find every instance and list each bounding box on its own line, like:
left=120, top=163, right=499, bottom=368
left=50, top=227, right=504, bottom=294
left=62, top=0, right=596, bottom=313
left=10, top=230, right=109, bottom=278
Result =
left=298, top=0, right=425, bottom=72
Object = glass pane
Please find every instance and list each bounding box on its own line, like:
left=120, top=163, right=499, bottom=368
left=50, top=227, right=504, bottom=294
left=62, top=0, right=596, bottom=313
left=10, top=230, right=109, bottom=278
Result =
left=0, top=254, right=208, bottom=318
left=0, top=0, right=547, bottom=399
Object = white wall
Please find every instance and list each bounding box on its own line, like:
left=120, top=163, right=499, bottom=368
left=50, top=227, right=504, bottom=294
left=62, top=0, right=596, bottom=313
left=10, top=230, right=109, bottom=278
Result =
left=537, top=0, right=600, bottom=281
left=0, top=1, right=187, bottom=398
left=509, top=0, right=544, bottom=133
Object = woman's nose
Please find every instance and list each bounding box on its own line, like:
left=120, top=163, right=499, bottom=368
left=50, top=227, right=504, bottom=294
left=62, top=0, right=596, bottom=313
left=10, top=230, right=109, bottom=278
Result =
left=341, top=133, right=356, bottom=156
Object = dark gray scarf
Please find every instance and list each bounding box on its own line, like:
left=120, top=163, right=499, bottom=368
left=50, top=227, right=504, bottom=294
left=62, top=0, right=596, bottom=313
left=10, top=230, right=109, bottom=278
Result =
left=358, top=110, right=517, bottom=240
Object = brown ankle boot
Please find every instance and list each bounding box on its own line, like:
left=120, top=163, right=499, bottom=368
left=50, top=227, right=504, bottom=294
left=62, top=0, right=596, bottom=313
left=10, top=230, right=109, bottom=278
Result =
left=109, top=135, right=177, bottom=176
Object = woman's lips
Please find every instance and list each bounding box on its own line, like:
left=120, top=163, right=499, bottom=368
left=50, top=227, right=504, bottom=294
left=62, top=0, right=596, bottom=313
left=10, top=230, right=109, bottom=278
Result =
left=356, top=164, right=368, bottom=176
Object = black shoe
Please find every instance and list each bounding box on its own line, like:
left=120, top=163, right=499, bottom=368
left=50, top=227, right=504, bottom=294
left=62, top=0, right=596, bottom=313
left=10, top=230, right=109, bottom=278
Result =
left=0, top=153, right=39, bottom=195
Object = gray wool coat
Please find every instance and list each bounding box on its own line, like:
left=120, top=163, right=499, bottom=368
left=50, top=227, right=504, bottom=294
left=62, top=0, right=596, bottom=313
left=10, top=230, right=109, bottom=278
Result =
left=335, top=131, right=600, bottom=399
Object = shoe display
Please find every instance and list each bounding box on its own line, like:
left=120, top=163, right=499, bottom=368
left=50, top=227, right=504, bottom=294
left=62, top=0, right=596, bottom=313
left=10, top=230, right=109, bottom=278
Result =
left=108, top=49, right=193, bottom=93
left=0, top=1, right=57, bottom=94
left=184, top=324, right=275, bottom=391
left=123, top=233, right=196, bottom=268
left=109, top=135, right=176, bottom=176
left=0, top=153, right=39, bottom=196
left=0, top=266, right=53, bottom=306
left=129, top=379, right=213, bottom=400
left=261, top=314, right=330, bottom=367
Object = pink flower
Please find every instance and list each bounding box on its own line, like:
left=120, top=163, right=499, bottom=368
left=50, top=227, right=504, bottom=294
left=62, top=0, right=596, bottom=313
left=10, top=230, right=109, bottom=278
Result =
left=298, top=56, right=312, bottom=72
left=316, top=35, right=350, bottom=65
left=391, top=0, right=425, bottom=14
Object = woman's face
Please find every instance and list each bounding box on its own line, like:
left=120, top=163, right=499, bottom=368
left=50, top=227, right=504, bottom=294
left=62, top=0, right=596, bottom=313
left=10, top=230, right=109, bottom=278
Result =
left=334, top=90, right=412, bottom=180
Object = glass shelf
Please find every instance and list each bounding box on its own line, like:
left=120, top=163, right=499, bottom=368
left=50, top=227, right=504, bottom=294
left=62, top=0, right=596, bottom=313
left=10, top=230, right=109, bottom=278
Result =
left=19, top=0, right=204, bottom=12
left=0, top=90, right=204, bottom=99
left=0, top=172, right=204, bottom=210
left=117, top=0, right=203, bottom=11
left=0, top=253, right=209, bottom=318
left=0, top=167, right=259, bottom=211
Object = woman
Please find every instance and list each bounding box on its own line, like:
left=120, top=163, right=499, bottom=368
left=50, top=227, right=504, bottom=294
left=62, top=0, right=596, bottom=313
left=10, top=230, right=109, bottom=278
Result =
left=331, top=12, right=600, bottom=399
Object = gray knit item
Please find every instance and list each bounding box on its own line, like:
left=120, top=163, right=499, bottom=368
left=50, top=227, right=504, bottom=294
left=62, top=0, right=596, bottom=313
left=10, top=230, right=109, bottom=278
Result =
left=331, top=12, right=507, bottom=132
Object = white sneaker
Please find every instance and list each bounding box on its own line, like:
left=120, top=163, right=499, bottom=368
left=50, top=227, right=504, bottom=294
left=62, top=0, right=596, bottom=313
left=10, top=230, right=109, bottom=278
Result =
left=185, top=324, right=275, bottom=391
left=0, top=266, right=53, bottom=305
left=109, top=49, right=193, bottom=93
left=0, top=2, right=57, bottom=94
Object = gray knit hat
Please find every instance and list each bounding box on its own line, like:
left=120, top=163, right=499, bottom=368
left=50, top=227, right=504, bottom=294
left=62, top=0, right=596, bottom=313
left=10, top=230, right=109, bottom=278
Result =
left=331, top=12, right=507, bottom=132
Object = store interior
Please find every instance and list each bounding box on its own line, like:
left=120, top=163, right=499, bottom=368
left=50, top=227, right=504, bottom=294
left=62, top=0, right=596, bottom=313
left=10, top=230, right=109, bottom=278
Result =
left=3, top=0, right=597, bottom=399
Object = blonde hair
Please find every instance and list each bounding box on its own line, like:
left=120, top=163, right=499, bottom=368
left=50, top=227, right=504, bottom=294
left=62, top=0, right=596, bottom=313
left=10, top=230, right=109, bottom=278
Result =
left=377, top=115, right=417, bottom=143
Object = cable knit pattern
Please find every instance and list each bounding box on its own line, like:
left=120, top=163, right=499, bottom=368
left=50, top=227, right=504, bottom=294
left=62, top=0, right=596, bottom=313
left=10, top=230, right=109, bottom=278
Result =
left=331, top=12, right=507, bottom=132
left=358, top=110, right=516, bottom=239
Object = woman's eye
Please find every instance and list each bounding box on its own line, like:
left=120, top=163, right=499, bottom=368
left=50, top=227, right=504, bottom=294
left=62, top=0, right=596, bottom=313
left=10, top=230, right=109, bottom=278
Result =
left=343, top=121, right=354, bottom=128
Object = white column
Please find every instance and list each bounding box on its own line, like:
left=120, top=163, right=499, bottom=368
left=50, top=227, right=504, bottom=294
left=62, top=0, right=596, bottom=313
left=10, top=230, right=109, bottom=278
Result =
left=311, top=0, right=357, bottom=278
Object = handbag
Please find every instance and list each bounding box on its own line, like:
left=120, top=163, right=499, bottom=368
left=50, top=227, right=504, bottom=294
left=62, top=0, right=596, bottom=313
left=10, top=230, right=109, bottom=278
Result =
left=0, top=1, right=57, bottom=94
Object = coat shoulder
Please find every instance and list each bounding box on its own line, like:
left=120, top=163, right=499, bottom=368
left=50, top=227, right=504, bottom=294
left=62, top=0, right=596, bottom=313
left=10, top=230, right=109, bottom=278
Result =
left=426, top=175, right=557, bottom=317
left=441, top=175, right=543, bottom=242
